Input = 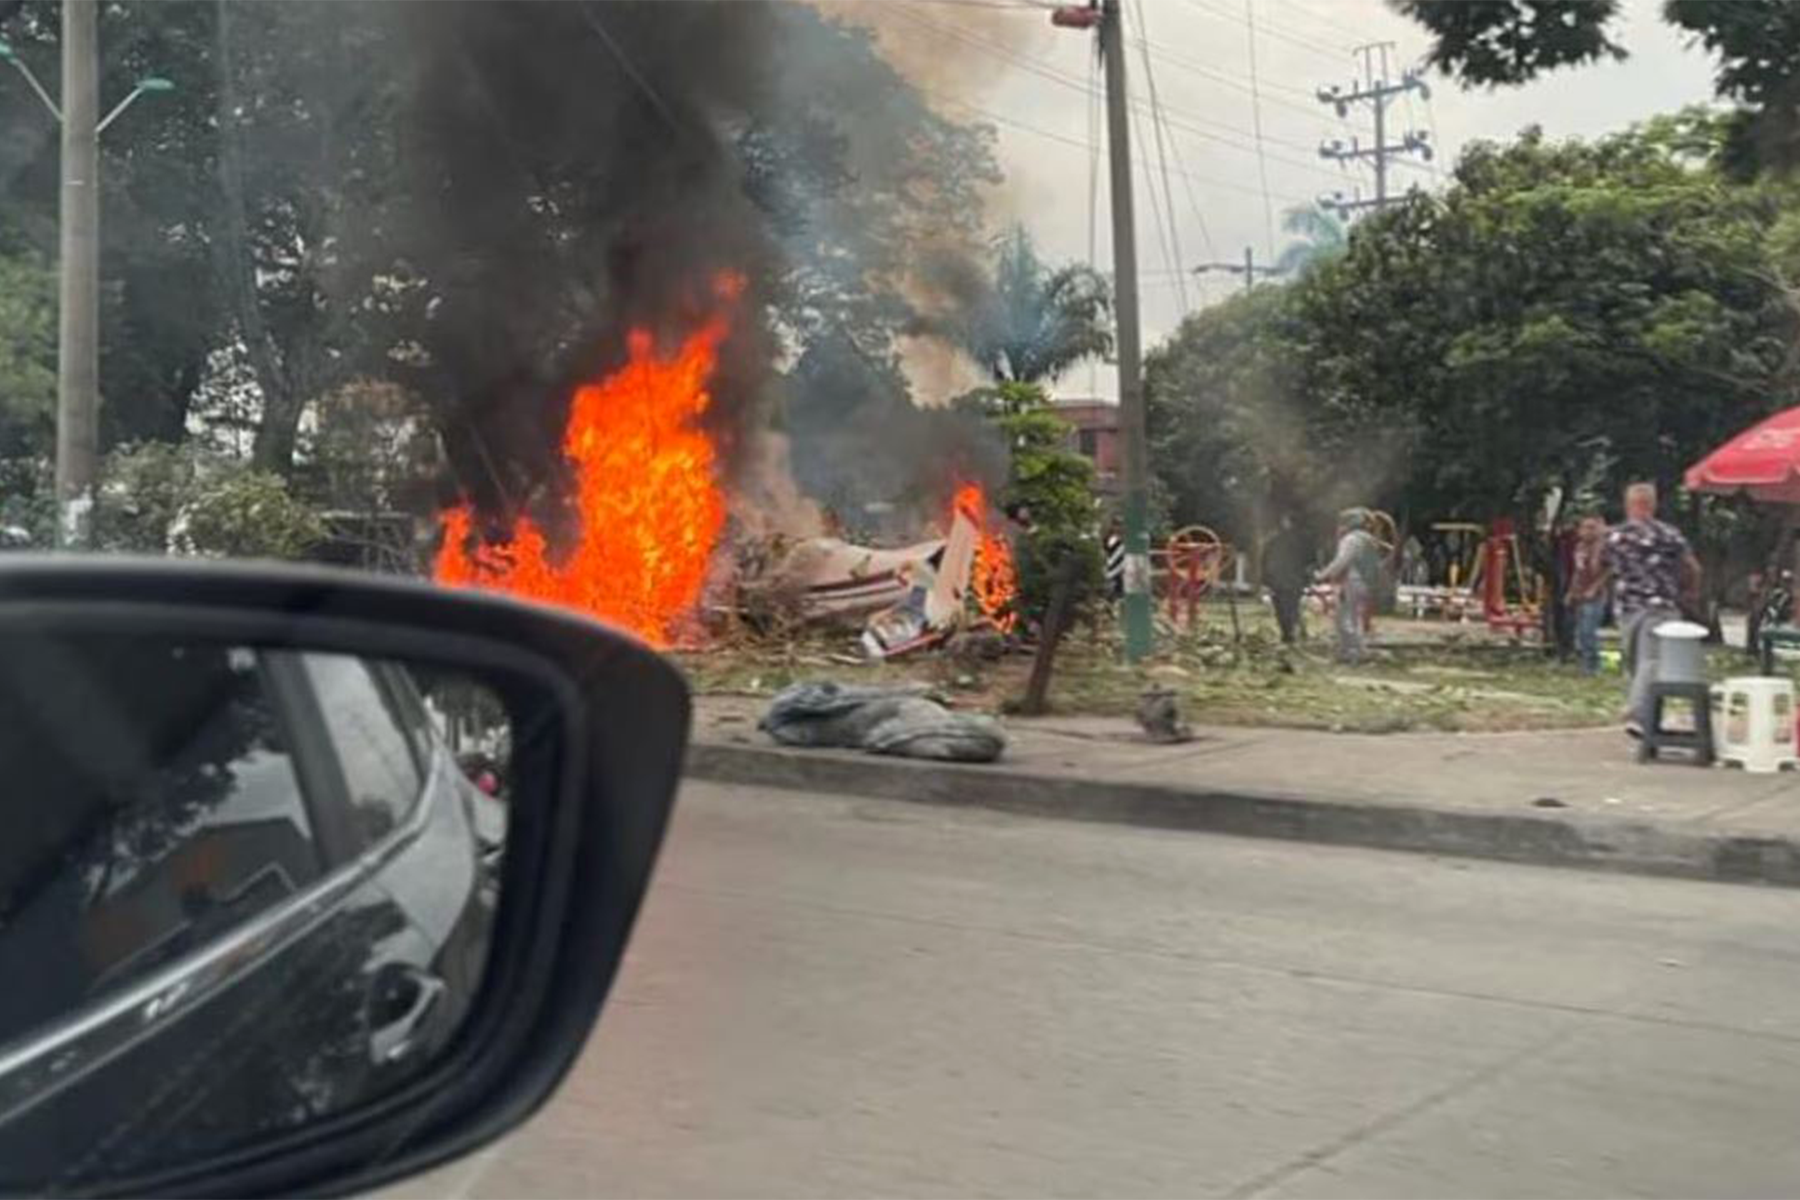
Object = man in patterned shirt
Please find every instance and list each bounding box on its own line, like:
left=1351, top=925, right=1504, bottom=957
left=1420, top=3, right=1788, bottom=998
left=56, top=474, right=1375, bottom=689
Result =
left=1605, top=482, right=1701, bottom=736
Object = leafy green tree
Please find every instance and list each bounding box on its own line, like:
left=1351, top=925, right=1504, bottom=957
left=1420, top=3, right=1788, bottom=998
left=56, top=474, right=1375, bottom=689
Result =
left=93, top=441, right=322, bottom=559
left=1146, top=285, right=1352, bottom=570
left=1147, top=114, right=1797, bottom=582
left=1272, top=205, right=1347, bottom=276
left=2, top=0, right=1003, bottom=512
left=1396, top=0, right=1800, bottom=174
left=294, top=380, right=440, bottom=515
left=1297, top=116, right=1794, bottom=524
left=751, top=6, right=1001, bottom=377
left=0, top=1, right=405, bottom=466
left=933, top=227, right=1114, bottom=385
left=0, top=241, right=54, bottom=455
left=176, top=471, right=325, bottom=559
left=5, top=3, right=249, bottom=449
left=960, top=382, right=1103, bottom=624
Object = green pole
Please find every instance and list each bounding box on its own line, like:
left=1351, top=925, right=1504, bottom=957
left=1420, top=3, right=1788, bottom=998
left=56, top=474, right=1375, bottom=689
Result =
left=1101, top=0, right=1153, bottom=660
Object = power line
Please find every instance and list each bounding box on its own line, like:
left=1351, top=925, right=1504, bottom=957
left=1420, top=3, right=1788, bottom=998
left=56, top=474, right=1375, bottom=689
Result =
left=1243, top=0, right=1278, bottom=260
left=923, top=87, right=1315, bottom=205
left=1130, top=34, right=1340, bottom=123
left=1183, top=0, right=1346, bottom=62
left=887, top=4, right=1342, bottom=173
left=1132, top=103, right=1185, bottom=314
left=1282, top=0, right=1376, bottom=45
left=1087, top=41, right=1101, bottom=273
left=1158, top=92, right=1217, bottom=263
left=1087, top=40, right=1101, bottom=398
left=1132, top=0, right=1190, bottom=313
left=1315, top=42, right=1432, bottom=217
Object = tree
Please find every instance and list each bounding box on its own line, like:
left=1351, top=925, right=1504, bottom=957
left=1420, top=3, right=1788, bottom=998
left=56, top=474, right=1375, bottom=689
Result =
left=929, top=227, right=1114, bottom=385
left=1302, top=115, right=1793, bottom=527
left=93, top=441, right=323, bottom=559
left=750, top=7, right=1002, bottom=382
left=0, top=239, right=55, bottom=456
left=1395, top=0, right=1800, bottom=174
left=1146, top=284, right=1353, bottom=564
left=782, top=331, right=1002, bottom=536
left=176, top=470, right=326, bottom=559
left=294, top=380, right=440, bottom=515
left=959, top=382, right=1103, bottom=624
left=1272, top=205, right=1347, bottom=276
left=0, top=1, right=406, bottom=465
left=1146, top=115, right=1798, bottom=560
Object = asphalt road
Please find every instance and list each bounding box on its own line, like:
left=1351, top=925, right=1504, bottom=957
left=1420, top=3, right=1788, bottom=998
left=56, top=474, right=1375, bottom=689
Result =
left=398, top=780, right=1800, bottom=1199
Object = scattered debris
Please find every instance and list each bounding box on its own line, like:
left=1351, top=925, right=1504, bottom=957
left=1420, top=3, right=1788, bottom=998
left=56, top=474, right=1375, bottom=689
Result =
left=1137, top=686, right=1194, bottom=744
left=734, top=486, right=1014, bottom=662
left=760, top=681, right=1006, bottom=762
left=947, top=628, right=1008, bottom=665
left=1532, top=796, right=1569, bottom=808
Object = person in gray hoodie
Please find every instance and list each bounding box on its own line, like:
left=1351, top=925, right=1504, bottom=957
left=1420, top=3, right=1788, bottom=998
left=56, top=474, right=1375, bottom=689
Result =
left=1316, top=508, right=1383, bottom=664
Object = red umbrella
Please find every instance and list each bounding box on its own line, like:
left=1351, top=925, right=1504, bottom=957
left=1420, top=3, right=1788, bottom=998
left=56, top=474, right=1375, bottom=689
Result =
left=1685, top=405, right=1800, bottom=503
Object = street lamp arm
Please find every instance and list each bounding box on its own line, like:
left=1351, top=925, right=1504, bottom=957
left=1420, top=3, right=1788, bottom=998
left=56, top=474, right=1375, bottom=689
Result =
left=95, top=84, right=144, bottom=135
left=3, top=55, right=62, bottom=122
left=94, top=76, right=172, bottom=136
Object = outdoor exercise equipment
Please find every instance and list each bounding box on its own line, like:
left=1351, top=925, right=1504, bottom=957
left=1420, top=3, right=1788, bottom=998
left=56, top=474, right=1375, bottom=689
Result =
left=1164, top=525, right=1233, bottom=629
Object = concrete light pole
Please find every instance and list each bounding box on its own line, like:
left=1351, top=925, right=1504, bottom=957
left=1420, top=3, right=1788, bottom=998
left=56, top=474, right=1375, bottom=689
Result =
left=1, top=10, right=174, bottom=548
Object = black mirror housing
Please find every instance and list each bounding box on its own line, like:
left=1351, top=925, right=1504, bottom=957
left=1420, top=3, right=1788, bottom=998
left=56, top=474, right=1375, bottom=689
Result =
left=0, top=557, right=688, bottom=1198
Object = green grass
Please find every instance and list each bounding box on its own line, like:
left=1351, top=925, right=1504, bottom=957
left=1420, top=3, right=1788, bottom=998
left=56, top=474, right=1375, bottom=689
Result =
left=677, top=603, right=1762, bottom=735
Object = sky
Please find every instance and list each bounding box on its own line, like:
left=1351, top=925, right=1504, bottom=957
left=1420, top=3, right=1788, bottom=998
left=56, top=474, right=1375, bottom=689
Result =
left=859, top=0, right=1721, bottom=402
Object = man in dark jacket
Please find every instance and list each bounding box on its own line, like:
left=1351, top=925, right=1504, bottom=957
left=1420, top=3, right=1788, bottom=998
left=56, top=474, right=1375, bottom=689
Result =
left=1263, top=513, right=1310, bottom=646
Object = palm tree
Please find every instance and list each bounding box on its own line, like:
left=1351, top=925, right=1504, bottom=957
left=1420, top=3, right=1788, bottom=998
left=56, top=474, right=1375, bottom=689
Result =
left=1272, top=204, right=1347, bottom=276
left=951, top=226, right=1114, bottom=385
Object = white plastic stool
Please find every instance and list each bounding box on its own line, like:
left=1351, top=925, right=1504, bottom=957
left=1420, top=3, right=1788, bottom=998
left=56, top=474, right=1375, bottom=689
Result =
left=1713, top=677, right=1799, bottom=774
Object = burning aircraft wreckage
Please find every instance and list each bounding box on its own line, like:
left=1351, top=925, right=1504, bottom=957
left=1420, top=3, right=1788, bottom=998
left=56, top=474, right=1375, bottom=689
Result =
left=432, top=276, right=1020, bottom=661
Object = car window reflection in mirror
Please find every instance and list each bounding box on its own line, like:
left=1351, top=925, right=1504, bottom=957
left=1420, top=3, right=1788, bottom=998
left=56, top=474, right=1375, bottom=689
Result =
left=0, top=636, right=511, bottom=1192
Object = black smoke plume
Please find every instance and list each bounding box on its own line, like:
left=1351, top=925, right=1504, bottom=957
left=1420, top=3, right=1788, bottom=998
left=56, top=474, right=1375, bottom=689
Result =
left=391, top=1, right=784, bottom=528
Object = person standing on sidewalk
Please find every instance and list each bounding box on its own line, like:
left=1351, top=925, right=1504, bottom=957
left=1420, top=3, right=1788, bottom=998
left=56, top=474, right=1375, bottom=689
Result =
left=1263, top=512, right=1310, bottom=646
left=1316, top=508, right=1382, bottom=664
left=1605, top=482, right=1701, bottom=737
left=1567, top=514, right=1610, bottom=675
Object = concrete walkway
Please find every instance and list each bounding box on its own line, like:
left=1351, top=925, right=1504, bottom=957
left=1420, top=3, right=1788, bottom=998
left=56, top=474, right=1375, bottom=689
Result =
left=688, top=694, right=1800, bottom=887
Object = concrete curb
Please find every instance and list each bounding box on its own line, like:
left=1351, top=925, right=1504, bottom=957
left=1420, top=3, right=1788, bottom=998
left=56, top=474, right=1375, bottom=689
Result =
left=685, top=740, right=1800, bottom=888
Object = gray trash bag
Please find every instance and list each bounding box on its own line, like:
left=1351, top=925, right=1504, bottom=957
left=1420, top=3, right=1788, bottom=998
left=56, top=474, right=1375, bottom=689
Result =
left=760, top=681, right=1005, bottom=762
left=758, top=682, right=933, bottom=748
left=863, top=697, right=1006, bottom=762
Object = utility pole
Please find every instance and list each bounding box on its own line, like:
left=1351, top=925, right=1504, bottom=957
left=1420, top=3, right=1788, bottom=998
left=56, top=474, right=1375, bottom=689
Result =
left=2, top=15, right=172, bottom=549
left=1053, top=0, right=1152, bottom=661
left=1195, top=246, right=1288, bottom=294
left=57, top=0, right=99, bottom=549
left=1315, top=42, right=1431, bottom=221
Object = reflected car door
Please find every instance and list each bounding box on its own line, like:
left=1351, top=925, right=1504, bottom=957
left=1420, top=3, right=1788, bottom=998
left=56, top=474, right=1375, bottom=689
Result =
left=278, top=652, right=491, bottom=1061
left=0, top=645, right=483, bottom=1192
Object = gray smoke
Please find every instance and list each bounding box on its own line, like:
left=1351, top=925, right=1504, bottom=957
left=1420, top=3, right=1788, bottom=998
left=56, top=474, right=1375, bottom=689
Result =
left=781, top=328, right=1006, bottom=540
left=392, top=1, right=784, bottom=527
left=389, top=0, right=1008, bottom=540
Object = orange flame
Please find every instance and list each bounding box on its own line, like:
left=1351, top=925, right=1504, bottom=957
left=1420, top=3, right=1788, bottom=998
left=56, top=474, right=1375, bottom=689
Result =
left=434, top=279, right=739, bottom=646
left=955, top=483, right=1019, bottom=634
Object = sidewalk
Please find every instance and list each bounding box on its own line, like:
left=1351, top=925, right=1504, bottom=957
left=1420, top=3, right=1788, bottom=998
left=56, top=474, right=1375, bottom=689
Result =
left=686, top=694, right=1800, bottom=887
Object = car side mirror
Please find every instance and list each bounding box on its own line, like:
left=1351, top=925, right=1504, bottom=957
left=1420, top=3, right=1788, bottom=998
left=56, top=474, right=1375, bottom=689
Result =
left=0, top=557, right=689, bottom=1198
